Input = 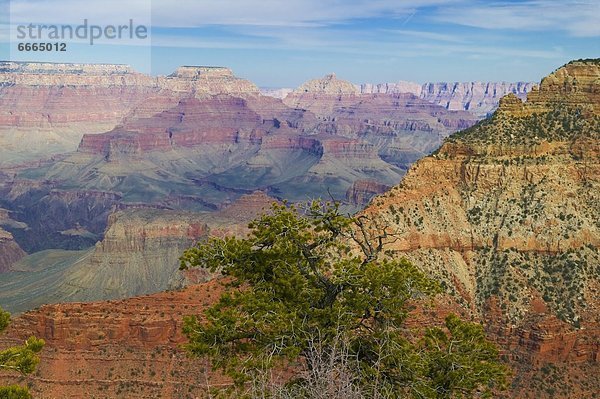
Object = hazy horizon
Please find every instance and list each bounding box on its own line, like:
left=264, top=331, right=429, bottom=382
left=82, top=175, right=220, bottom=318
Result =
left=1, top=0, right=599, bottom=86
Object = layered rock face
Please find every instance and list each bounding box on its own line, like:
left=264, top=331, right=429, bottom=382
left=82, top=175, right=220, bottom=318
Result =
left=359, top=80, right=423, bottom=96
left=0, top=62, right=160, bottom=165
left=359, top=79, right=535, bottom=117
left=345, top=179, right=391, bottom=208
left=0, top=192, right=274, bottom=313
left=0, top=282, right=225, bottom=398
left=0, top=62, right=260, bottom=165
left=360, top=60, right=600, bottom=398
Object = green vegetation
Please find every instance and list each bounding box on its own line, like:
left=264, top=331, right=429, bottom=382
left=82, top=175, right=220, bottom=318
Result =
left=180, top=202, right=508, bottom=398
left=566, top=58, right=600, bottom=66
left=474, top=246, right=599, bottom=324
left=0, top=307, right=45, bottom=399
left=447, top=104, right=600, bottom=148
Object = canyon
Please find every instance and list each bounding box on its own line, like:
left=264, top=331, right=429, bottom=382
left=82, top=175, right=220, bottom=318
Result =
left=263, top=77, right=535, bottom=118
left=0, top=59, right=597, bottom=398
left=0, top=62, right=484, bottom=297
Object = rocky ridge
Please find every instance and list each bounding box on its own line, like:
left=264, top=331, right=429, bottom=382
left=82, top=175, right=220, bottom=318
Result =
left=360, top=60, right=600, bottom=398
left=0, top=62, right=259, bottom=165
left=360, top=80, right=535, bottom=117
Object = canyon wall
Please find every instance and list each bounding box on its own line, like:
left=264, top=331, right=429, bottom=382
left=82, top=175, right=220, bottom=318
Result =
left=359, top=60, right=600, bottom=398
left=0, top=62, right=259, bottom=166
left=359, top=80, right=535, bottom=117
left=0, top=192, right=275, bottom=314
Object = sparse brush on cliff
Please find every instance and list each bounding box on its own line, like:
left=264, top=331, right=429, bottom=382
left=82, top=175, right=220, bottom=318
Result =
left=0, top=307, right=45, bottom=399
left=180, top=201, right=508, bottom=398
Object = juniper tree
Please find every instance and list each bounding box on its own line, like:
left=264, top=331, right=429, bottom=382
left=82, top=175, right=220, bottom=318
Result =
left=180, top=201, right=508, bottom=398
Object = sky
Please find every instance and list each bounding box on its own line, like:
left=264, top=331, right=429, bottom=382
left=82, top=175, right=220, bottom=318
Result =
left=0, top=0, right=599, bottom=87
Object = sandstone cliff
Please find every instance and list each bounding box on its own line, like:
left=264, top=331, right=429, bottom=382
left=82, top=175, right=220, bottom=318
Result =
left=345, top=179, right=391, bottom=208
left=360, top=80, right=535, bottom=117
left=0, top=62, right=260, bottom=166
left=359, top=59, right=600, bottom=398
left=0, top=282, right=225, bottom=398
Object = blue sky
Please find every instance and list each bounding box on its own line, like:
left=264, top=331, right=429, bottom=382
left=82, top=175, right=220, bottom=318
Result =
left=1, top=0, right=599, bottom=87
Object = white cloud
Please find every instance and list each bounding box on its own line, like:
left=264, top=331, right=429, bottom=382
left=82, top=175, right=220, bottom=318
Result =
left=8, top=0, right=151, bottom=25
left=383, top=29, right=466, bottom=43
left=434, top=0, right=600, bottom=37
left=150, top=28, right=563, bottom=61
left=150, top=0, right=460, bottom=27
left=6, top=0, right=458, bottom=27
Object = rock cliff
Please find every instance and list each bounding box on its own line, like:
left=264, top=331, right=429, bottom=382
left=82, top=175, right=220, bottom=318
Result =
left=359, top=60, right=600, bottom=398
left=0, top=226, right=26, bottom=272
left=0, top=282, right=226, bottom=398
left=0, top=62, right=259, bottom=166
left=345, top=179, right=391, bottom=208
left=360, top=79, right=535, bottom=117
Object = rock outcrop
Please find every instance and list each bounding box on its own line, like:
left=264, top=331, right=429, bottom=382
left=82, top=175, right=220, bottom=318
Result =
left=345, top=179, right=391, bottom=208
left=0, top=62, right=260, bottom=166
left=0, top=226, right=26, bottom=272
left=359, top=59, right=600, bottom=398
left=360, top=79, right=535, bottom=117
left=294, top=73, right=359, bottom=95
left=0, top=282, right=225, bottom=398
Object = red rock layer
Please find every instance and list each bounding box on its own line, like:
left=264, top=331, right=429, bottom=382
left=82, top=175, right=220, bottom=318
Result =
left=0, top=282, right=228, bottom=398
left=345, top=179, right=391, bottom=207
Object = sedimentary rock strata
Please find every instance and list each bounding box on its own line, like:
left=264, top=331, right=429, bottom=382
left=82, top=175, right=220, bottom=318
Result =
left=359, top=60, right=600, bottom=398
